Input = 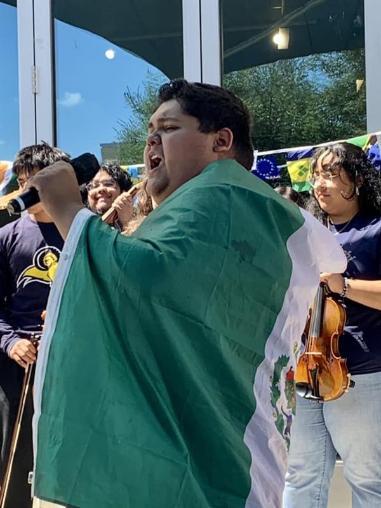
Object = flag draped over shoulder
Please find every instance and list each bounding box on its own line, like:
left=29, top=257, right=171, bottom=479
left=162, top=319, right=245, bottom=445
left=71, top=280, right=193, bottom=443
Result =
left=33, top=160, right=346, bottom=508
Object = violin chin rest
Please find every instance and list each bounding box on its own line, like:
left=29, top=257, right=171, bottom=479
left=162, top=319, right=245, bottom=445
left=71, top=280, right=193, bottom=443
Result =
left=295, top=382, right=322, bottom=401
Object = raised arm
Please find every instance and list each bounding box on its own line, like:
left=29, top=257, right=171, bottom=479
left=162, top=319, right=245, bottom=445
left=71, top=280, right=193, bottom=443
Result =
left=27, top=161, right=84, bottom=239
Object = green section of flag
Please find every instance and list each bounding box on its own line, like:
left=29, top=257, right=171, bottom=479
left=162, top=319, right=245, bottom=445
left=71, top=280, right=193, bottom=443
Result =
left=347, top=134, right=370, bottom=150
left=34, top=161, right=305, bottom=508
left=292, top=181, right=313, bottom=192
left=286, top=158, right=312, bottom=192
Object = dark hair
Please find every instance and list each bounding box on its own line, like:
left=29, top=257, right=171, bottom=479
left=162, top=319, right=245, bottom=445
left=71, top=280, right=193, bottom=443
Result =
left=307, top=142, right=381, bottom=219
left=274, top=185, right=304, bottom=207
left=157, top=79, right=254, bottom=170
left=97, top=163, right=133, bottom=192
left=13, top=142, right=70, bottom=177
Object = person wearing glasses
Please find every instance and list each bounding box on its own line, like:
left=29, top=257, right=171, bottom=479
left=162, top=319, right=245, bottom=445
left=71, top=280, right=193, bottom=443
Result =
left=85, top=163, right=132, bottom=220
left=283, top=142, right=381, bottom=508
left=85, top=163, right=155, bottom=235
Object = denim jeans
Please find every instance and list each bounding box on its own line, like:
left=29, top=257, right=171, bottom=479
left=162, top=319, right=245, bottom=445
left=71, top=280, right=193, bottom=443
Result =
left=283, top=371, right=381, bottom=508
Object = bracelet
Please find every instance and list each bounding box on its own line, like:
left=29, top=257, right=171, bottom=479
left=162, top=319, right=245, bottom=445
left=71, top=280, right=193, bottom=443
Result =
left=339, top=277, right=349, bottom=298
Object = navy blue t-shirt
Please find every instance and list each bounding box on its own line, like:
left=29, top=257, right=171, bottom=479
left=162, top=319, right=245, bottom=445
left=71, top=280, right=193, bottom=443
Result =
left=0, top=214, right=63, bottom=355
left=329, top=214, right=381, bottom=374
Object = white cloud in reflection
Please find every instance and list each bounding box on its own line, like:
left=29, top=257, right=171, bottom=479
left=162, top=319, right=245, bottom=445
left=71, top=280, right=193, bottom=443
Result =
left=58, top=92, right=83, bottom=108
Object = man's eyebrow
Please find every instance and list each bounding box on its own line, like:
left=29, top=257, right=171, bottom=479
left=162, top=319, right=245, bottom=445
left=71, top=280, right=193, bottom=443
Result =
left=148, top=116, right=179, bottom=129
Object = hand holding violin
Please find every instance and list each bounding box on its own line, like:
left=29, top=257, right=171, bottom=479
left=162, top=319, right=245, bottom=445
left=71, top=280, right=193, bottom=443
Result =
left=320, top=273, right=345, bottom=295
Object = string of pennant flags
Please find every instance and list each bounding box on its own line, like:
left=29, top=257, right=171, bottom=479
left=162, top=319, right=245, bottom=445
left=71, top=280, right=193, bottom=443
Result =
left=251, top=132, right=381, bottom=192
left=122, top=132, right=381, bottom=192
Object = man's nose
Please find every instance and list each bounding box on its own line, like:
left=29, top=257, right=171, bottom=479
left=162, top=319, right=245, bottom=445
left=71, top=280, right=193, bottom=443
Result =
left=146, top=132, right=162, bottom=146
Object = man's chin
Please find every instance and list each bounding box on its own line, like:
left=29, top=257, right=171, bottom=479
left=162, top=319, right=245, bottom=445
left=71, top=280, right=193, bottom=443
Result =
left=146, top=177, right=169, bottom=204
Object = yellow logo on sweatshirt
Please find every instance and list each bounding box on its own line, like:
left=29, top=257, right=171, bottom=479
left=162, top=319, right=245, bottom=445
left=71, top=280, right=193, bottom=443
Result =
left=17, top=246, right=61, bottom=288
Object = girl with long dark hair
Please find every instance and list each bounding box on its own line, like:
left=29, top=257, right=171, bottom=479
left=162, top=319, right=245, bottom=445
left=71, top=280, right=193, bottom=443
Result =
left=284, top=142, right=381, bottom=507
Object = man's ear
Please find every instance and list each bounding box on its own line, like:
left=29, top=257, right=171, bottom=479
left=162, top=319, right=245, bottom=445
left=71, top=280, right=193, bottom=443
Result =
left=212, top=128, right=234, bottom=153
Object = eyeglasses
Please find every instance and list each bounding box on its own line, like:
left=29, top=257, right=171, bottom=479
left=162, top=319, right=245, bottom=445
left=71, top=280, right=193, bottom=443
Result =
left=308, top=164, right=342, bottom=186
left=86, top=179, right=119, bottom=191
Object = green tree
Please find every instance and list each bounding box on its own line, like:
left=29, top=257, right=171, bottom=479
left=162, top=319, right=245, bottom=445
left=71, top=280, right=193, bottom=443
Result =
left=117, top=72, right=165, bottom=165
left=311, top=50, right=366, bottom=142
left=223, top=49, right=366, bottom=151
left=224, top=58, right=322, bottom=151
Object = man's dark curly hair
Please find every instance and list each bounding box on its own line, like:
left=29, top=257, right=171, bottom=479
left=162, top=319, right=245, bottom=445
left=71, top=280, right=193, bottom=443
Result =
left=306, top=142, right=381, bottom=220
left=13, top=142, right=70, bottom=177
left=157, top=79, right=253, bottom=170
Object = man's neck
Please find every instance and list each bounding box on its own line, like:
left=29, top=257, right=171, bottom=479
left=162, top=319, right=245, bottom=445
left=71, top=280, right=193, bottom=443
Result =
left=28, top=210, right=53, bottom=223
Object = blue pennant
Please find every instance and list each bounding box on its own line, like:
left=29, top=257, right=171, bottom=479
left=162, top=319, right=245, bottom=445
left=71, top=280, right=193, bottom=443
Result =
left=253, top=156, right=280, bottom=180
left=367, top=143, right=381, bottom=170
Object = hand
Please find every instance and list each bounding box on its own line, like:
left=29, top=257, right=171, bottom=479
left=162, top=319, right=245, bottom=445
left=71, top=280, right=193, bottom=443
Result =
left=9, top=339, right=37, bottom=368
left=112, top=192, right=134, bottom=229
left=320, top=273, right=345, bottom=294
left=27, top=161, right=84, bottom=239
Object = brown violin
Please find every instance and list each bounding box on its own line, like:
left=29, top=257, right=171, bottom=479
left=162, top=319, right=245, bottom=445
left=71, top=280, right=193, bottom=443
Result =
left=295, top=282, right=353, bottom=402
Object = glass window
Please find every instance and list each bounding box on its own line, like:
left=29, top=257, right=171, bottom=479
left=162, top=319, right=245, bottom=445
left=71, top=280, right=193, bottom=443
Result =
left=53, top=1, right=183, bottom=167
left=222, top=0, right=366, bottom=151
left=0, top=1, right=19, bottom=227
left=0, top=1, right=19, bottom=162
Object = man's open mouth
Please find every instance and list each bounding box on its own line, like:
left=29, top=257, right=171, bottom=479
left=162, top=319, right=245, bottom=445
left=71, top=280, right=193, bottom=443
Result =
left=148, top=154, right=162, bottom=172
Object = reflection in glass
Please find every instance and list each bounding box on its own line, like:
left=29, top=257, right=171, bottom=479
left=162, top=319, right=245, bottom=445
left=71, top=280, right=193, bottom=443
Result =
left=222, top=0, right=366, bottom=151
left=0, top=2, right=19, bottom=162
left=53, top=1, right=183, bottom=167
